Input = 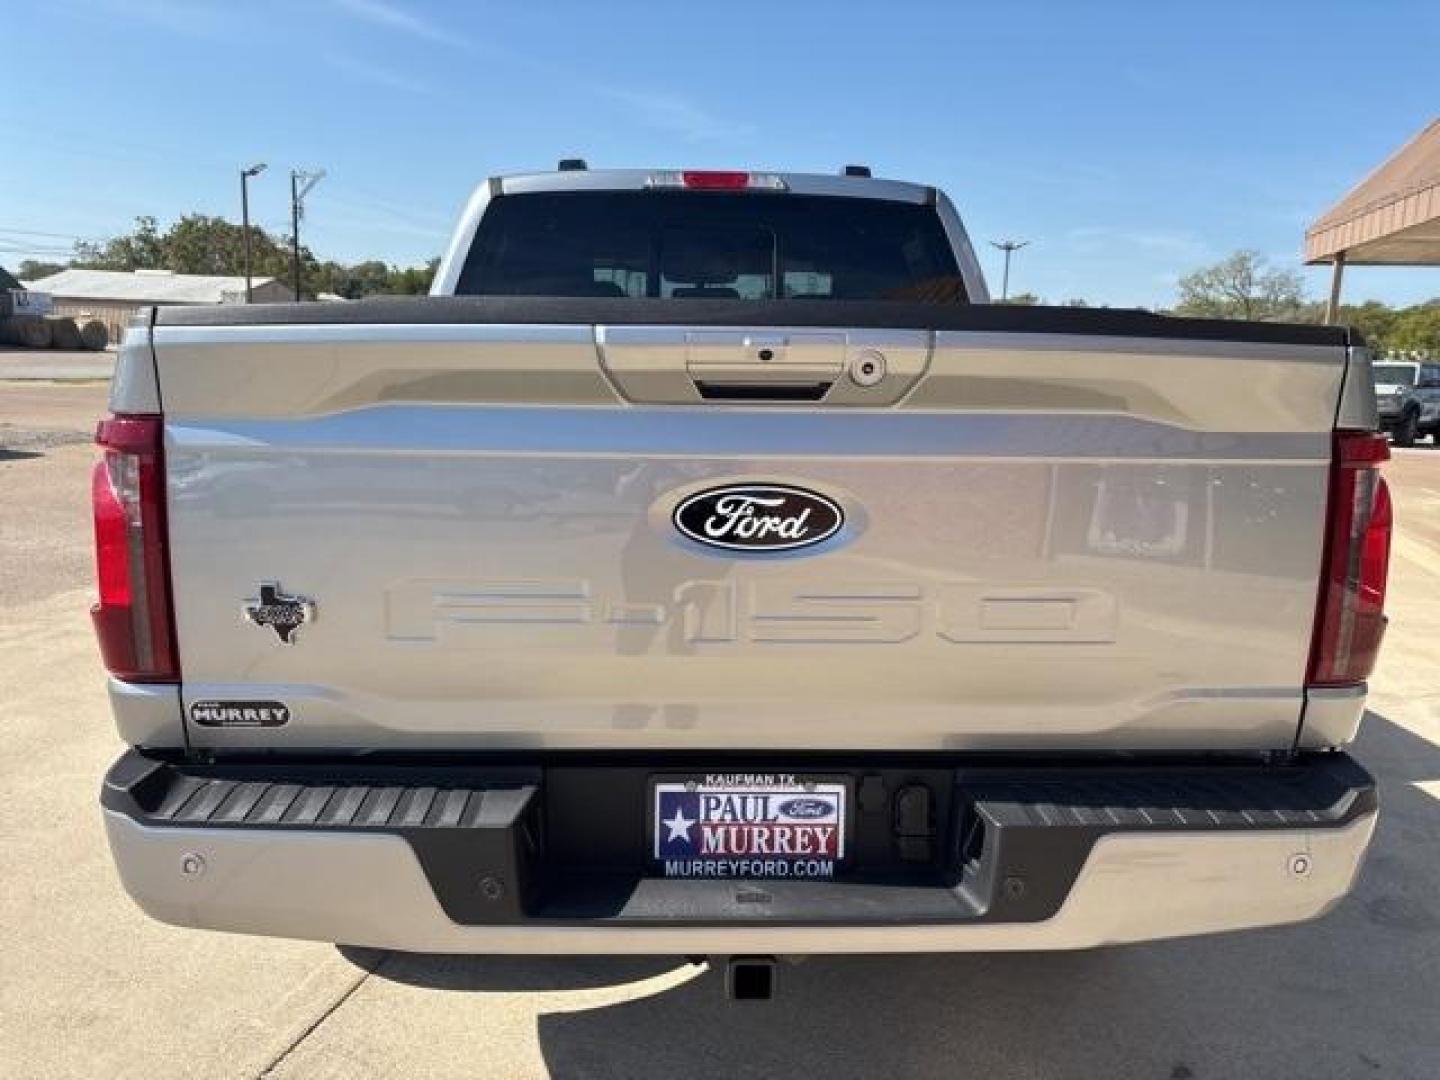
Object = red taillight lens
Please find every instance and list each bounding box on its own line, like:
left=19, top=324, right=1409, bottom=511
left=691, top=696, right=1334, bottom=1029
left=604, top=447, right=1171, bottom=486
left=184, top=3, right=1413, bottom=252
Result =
left=681, top=170, right=751, bottom=189
left=682, top=172, right=754, bottom=191
left=91, top=415, right=178, bottom=681
left=646, top=171, right=787, bottom=191
left=1308, top=431, right=1392, bottom=686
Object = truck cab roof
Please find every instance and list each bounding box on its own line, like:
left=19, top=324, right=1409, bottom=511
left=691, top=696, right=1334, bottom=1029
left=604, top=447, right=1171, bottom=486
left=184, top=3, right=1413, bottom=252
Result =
left=491, top=167, right=938, bottom=204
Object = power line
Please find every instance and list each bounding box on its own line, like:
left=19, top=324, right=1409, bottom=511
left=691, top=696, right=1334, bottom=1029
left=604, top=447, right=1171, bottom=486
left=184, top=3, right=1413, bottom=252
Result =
left=0, top=226, right=92, bottom=240
left=0, top=242, right=78, bottom=257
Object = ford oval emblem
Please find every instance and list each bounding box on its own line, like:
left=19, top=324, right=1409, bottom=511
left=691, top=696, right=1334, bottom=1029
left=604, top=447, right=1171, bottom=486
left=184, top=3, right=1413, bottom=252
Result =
left=778, top=797, right=832, bottom=819
left=673, top=483, right=844, bottom=553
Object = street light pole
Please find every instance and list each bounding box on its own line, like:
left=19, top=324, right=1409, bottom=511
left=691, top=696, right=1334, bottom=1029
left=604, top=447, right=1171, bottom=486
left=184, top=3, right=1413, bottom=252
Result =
left=239, top=163, right=266, bottom=303
left=289, top=168, right=326, bottom=301
left=989, top=239, right=1030, bottom=301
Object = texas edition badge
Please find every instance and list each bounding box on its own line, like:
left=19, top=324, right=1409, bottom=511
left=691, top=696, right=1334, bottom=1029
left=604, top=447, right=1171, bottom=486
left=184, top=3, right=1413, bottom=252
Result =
left=242, top=582, right=315, bottom=644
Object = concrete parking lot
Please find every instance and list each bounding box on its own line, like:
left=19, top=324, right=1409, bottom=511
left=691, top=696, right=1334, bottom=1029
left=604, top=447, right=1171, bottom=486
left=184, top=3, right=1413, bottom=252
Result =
left=2, top=379, right=1438, bottom=1079
left=0, top=347, right=115, bottom=383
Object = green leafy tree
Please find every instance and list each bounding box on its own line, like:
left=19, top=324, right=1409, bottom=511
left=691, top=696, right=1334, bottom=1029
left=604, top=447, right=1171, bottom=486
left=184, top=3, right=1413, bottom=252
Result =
left=1174, top=250, right=1305, bottom=321
left=311, top=257, right=437, bottom=298
left=346, top=260, right=395, bottom=297
left=16, top=259, right=68, bottom=281
left=74, top=214, right=292, bottom=275
left=1388, top=302, right=1440, bottom=355
left=69, top=213, right=439, bottom=300
left=385, top=257, right=440, bottom=295
left=73, top=215, right=167, bottom=271
left=1289, top=297, right=1438, bottom=353
left=1000, top=291, right=1041, bottom=306
left=1334, top=300, right=1401, bottom=352
left=75, top=214, right=319, bottom=296
left=164, top=215, right=290, bottom=278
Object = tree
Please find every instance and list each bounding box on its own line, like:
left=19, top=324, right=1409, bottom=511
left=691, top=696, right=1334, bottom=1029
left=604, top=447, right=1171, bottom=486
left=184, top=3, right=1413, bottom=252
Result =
left=344, top=260, right=393, bottom=297
left=310, top=257, right=437, bottom=298
left=67, top=212, right=438, bottom=300
left=312, top=259, right=389, bottom=299
left=385, top=257, right=440, bottom=295
left=73, top=215, right=167, bottom=271
left=16, top=259, right=67, bottom=281
left=166, top=214, right=293, bottom=278
left=75, top=214, right=329, bottom=298
left=1333, top=300, right=1400, bottom=353
left=1174, top=250, right=1305, bottom=321
left=73, top=213, right=290, bottom=277
left=1388, top=302, right=1440, bottom=355
left=1000, top=292, right=1041, bottom=306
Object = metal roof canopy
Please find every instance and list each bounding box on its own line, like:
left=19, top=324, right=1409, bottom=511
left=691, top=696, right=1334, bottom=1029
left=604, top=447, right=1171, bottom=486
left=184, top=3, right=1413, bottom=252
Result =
left=22, top=268, right=276, bottom=305
left=1305, top=118, right=1440, bottom=320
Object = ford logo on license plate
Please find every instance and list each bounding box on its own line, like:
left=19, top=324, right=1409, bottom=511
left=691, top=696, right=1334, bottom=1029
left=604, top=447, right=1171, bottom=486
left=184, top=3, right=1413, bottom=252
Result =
left=673, top=483, right=844, bottom=553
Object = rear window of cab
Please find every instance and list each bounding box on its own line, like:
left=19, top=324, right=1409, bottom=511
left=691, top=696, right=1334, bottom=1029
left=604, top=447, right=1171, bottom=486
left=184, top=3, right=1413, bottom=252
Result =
left=456, top=191, right=966, bottom=303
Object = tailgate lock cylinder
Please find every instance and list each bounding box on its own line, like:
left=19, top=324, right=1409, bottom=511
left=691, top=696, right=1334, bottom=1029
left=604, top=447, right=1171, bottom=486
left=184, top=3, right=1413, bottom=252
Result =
left=849, top=349, right=887, bottom=387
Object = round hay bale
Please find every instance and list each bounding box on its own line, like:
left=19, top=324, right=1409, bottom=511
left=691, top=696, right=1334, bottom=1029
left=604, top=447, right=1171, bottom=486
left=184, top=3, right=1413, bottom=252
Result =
left=46, top=315, right=83, bottom=350
left=24, top=318, right=53, bottom=348
left=2, top=316, right=53, bottom=348
left=76, top=318, right=109, bottom=351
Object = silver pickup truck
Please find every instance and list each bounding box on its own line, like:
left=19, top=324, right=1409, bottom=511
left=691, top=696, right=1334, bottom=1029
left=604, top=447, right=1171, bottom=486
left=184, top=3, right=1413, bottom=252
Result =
left=1374, top=358, right=1440, bottom=446
left=97, top=166, right=1390, bottom=972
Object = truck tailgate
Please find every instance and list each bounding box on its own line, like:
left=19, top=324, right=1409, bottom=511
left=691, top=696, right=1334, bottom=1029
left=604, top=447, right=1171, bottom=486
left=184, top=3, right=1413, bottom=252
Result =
left=151, top=304, right=1349, bottom=752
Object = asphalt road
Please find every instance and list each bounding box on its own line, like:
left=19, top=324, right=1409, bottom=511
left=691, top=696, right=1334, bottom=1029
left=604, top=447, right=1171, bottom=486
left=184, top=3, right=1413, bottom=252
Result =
left=2, top=383, right=1438, bottom=1079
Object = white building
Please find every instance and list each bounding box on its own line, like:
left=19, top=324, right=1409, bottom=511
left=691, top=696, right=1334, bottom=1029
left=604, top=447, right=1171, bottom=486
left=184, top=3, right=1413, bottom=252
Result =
left=23, top=268, right=292, bottom=343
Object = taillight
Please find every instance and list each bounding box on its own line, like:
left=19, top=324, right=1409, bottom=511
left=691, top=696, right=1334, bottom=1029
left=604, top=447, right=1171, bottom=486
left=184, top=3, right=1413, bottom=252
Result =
left=91, top=415, right=178, bottom=681
left=1307, top=430, right=1392, bottom=686
left=645, top=170, right=788, bottom=191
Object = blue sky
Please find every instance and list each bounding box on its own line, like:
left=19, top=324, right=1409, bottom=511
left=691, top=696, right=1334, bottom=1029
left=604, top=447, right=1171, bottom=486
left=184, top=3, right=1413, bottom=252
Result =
left=3, top=0, right=1437, bottom=308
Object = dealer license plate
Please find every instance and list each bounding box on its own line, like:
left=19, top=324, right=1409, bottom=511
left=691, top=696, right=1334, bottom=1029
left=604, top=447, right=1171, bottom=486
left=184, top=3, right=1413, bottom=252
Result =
left=652, top=773, right=847, bottom=879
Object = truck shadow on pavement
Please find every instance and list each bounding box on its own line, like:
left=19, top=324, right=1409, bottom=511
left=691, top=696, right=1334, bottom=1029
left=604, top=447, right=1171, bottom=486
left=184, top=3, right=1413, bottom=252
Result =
left=345, top=709, right=1440, bottom=1079
left=0, top=424, right=91, bottom=458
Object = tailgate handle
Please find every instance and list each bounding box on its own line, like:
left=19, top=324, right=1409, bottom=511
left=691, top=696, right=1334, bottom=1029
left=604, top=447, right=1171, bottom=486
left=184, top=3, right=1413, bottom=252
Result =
left=694, top=380, right=832, bottom=402
left=685, top=330, right=846, bottom=399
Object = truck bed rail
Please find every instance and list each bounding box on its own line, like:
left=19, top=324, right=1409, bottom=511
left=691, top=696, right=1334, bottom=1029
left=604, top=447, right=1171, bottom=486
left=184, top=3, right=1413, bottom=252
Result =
left=152, top=296, right=1353, bottom=346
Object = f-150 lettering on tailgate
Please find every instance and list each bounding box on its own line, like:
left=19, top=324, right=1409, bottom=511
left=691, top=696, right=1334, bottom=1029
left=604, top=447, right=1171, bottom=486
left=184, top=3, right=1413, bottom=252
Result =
left=383, top=578, right=1116, bottom=647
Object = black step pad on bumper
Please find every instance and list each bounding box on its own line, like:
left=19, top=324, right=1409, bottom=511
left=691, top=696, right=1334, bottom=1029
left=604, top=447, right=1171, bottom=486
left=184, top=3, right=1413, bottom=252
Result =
left=951, top=761, right=1375, bottom=922
left=103, top=752, right=1375, bottom=928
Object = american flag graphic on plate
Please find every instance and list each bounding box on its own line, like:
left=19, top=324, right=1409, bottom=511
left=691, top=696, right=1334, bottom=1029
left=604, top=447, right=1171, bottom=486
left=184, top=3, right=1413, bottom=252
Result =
left=653, top=774, right=846, bottom=879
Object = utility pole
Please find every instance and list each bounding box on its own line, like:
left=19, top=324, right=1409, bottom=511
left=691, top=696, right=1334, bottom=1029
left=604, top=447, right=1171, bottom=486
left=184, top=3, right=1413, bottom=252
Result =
left=989, top=239, right=1030, bottom=301
left=289, top=168, right=326, bottom=301
left=239, top=163, right=266, bottom=303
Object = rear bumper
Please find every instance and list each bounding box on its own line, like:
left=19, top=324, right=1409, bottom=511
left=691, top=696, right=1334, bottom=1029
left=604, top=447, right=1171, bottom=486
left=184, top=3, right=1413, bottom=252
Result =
left=101, top=751, right=1377, bottom=954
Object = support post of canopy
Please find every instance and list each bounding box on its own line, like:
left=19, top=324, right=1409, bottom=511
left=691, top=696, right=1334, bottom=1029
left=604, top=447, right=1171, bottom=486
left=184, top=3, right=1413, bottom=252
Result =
left=1325, top=251, right=1347, bottom=325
